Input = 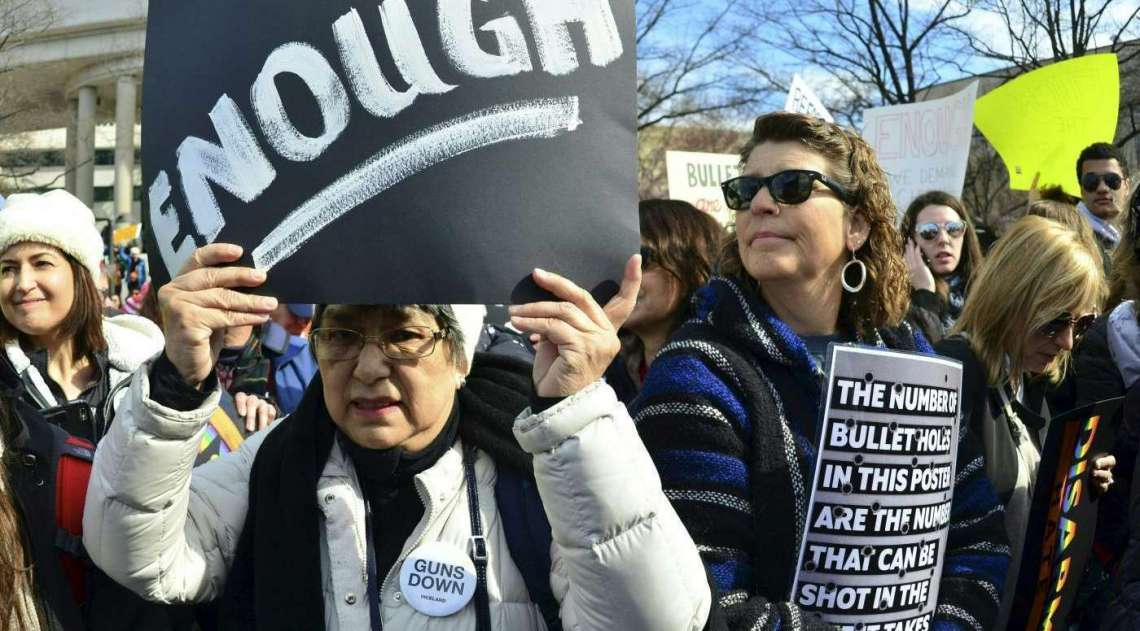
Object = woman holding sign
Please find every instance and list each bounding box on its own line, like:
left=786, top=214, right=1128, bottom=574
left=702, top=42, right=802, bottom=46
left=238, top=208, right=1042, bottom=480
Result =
left=900, top=191, right=984, bottom=344
left=936, top=215, right=1113, bottom=628
left=81, top=244, right=711, bottom=630
left=632, top=112, right=1010, bottom=631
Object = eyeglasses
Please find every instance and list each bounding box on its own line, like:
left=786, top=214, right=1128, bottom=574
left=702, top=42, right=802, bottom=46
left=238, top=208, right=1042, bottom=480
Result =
left=916, top=221, right=966, bottom=242
left=1081, top=171, right=1123, bottom=192
left=310, top=326, right=448, bottom=361
left=1038, top=313, right=1097, bottom=341
left=721, top=170, right=853, bottom=210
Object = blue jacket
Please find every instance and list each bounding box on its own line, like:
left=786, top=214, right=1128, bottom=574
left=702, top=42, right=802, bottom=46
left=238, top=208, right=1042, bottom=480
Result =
left=270, top=335, right=317, bottom=416
left=632, top=276, right=1011, bottom=631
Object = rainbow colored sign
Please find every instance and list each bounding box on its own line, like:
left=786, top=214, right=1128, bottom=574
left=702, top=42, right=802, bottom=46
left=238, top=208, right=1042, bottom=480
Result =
left=1010, top=397, right=1123, bottom=630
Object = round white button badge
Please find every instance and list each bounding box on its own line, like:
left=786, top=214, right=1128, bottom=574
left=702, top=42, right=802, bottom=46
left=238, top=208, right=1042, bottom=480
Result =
left=398, top=541, right=477, bottom=617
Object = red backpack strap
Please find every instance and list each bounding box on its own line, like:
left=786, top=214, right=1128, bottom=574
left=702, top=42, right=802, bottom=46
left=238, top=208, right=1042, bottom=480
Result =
left=55, top=435, right=95, bottom=604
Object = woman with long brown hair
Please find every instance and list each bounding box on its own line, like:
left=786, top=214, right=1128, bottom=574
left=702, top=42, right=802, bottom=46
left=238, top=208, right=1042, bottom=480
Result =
left=632, top=112, right=1009, bottom=630
left=0, top=191, right=273, bottom=631
left=900, top=190, right=983, bottom=343
left=605, top=199, right=722, bottom=403
left=0, top=437, right=39, bottom=630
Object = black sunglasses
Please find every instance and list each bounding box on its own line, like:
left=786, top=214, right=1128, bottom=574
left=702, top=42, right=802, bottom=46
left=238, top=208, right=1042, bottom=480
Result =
left=1039, top=313, right=1097, bottom=340
left=916, top=221, right=966, bottom=242
left=1081, top=171, right=1123, bottom=192
left=639, top=246, right=657, bottom=270
left=721, top=170, right=853, bottom=210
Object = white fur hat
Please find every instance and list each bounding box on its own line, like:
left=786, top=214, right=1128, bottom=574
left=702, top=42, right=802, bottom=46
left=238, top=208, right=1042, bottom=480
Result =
left=0, top=190, right=104, bottom=280
left=451, top=304, right=488, bottom=375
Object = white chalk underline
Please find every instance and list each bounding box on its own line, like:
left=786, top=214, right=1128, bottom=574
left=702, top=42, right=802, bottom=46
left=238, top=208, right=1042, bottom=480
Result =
left=251, top=96, right=582, bottom=270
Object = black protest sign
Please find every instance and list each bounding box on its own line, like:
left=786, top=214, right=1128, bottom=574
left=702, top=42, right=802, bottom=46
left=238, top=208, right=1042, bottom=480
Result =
left=1008, top=397, right=1123, bottom=631
left=792, top=345, right=963, bottom=630
left=141, top=0, right=637, bottom=303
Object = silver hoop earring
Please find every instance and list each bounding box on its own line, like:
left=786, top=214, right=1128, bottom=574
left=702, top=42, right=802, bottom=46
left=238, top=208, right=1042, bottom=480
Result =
left=841, top=253, right=867, bottom=293
left=456, top=375, right=467, bottom=389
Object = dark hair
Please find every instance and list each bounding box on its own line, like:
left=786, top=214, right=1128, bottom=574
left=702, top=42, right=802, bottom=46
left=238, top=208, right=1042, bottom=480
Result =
left=311, top=305, right=464, bottom=365
left=0, top=402, right=40, bottom=629
left=0, top=249, right=107, bottom=363
left=1077, top=142, right=1128, bottom=179
left=1108, top=187, right=1140, bottom=311
left=722, top=111, right=910, bottom=335
left=899, top=191, right=983, bottom=299
left=639, top=199, right=722, bottom=326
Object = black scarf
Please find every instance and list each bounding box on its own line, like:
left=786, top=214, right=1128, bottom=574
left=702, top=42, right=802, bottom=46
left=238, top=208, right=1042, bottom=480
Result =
left=216, top=353, right=532, bottom=630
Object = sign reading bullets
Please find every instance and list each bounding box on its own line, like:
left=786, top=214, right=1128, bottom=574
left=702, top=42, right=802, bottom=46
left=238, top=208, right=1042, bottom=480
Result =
left=792, top=345, right=962, bottom=631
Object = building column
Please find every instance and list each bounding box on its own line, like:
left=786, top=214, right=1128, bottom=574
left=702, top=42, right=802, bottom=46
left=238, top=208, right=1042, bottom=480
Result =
left=113, top=76, right=136, bottom=227
left=75, top=85, right=97, bottom=208
left=65, top=98, right=78, bottom=194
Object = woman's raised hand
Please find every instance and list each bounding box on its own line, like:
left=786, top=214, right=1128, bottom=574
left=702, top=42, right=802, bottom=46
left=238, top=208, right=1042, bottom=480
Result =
left=159, top=244, right=278, bottom=387
left=509, top=255, right=641, bottom=398
left=904, top=239, right=936, bottom=292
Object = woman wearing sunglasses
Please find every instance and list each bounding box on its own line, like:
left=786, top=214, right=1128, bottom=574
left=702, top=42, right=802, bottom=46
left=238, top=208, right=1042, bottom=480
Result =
left=604, top=199, right=722, bottom=404
left=899, top=191, right=983, bottom=344
left=935, top=215, right=1113, bottom=629
left=632, top=111, right=1009, bottom=631
left=81, top=243, right=712, bottom=631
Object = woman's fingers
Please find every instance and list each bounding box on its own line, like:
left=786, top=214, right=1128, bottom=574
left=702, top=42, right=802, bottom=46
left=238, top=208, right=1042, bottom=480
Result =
left=170, top=265, right=268, bottom=293
left=257, top=403, right=277, bottom=431
left=235, top=392, right=248, bottom=417
left=509, top=315, right=580, bottom=346
left=528, top=267, right=609, bottom=329
left=178, top=243, right=245, bottom=275
left=603, top=254, right=643, bottom=330
left=508, top=300, right=594, bottom=332
left=244, top=401, right=258, bottom=432
left=175, top=286, right=277, bottom=314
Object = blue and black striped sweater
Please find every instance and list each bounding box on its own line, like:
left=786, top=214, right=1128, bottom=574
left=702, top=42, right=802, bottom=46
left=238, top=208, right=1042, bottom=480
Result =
left=632, top=277, right=1011, bottom=631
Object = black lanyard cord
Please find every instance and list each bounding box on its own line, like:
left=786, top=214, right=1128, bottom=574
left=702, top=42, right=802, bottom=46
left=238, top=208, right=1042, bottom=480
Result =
left=363, top=444, right=491, bottom=630
left=464, top=443, right=492, bottom=631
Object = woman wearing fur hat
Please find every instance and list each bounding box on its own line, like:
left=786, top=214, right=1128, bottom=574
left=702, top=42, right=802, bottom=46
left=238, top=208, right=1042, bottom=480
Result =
left=82, top=243, right=711, bottom=630
left=0, top=191, right=273, bottom=443
left=0, top=192, right=244, bottom=630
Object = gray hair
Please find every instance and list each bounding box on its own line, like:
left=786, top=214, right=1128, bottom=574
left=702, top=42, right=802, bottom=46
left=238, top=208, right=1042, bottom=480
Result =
left=311, top=304, right=471, bottom=368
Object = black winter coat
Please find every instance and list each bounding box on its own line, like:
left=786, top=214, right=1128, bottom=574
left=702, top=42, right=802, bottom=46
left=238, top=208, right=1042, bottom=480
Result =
left=1102, top=381, right=1140, bottom=629
left=1, top=354, right=195, bottom=631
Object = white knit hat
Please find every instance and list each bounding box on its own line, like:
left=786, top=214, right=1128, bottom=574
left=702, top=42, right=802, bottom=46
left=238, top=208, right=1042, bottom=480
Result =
left=0, top=190, right=104, bottom=280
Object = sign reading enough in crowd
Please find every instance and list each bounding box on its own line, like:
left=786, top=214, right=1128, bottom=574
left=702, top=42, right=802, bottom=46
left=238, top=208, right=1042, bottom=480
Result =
left=142, top=0, right=637, bottom=303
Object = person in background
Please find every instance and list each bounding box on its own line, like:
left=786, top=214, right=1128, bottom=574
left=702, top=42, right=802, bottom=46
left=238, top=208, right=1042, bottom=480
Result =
left=0, top=191, right=276, bottom=630
left=127, top=246, right=148, bottom=291
left=1066, top=188, right=1140, bottom=628
left=603, top=199, right=721, bottom=404
left=1076, top=142, right=1131, bottom=253
left=82, top=243, right=712, bottom=630
left=633, top=112, right=1009, bottom=630
left=935, top=216, right=1114, bottom=628
left=261, top=307, right=316, bottom=412
left=272, top=303, right=313, bottom=337
left=900, top=190, right=983, bottom=344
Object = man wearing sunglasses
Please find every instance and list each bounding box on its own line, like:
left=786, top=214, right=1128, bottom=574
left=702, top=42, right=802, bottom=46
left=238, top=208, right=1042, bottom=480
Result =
left=1076, top=142, right=1131, bottom=251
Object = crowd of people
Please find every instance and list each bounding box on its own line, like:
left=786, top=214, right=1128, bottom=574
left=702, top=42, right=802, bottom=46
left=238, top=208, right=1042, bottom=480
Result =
left=0, top=110, right=1139, bottom=631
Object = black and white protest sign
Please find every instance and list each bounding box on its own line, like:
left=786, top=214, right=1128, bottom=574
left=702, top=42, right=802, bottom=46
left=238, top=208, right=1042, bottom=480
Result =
left=141, top=0, right=637, bottom=303
left=793, top=345, right=962, bottom=631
